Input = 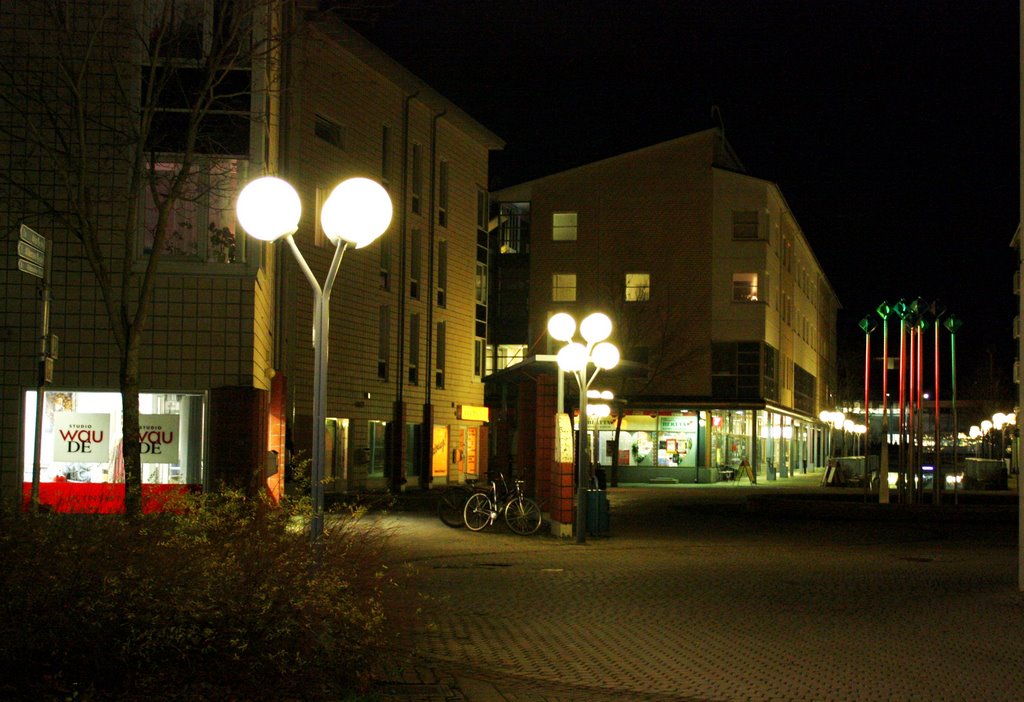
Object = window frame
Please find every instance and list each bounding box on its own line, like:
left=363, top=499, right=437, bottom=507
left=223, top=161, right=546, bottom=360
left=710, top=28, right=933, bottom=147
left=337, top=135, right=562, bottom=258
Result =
left=552, top=273, right=577, bottom=302
left=625, top=272, right=651, bottom=302
left=552, top=211, right=578, bottom=241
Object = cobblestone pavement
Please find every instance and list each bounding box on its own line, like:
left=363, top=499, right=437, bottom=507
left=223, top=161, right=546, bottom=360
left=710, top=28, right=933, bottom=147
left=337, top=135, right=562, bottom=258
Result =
left=373, top=473, right=1023, bottom=701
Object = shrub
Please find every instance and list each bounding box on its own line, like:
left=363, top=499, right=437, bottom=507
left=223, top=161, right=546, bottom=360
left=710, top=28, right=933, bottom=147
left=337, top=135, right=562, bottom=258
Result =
left=0, top=491, right=405, bottom=700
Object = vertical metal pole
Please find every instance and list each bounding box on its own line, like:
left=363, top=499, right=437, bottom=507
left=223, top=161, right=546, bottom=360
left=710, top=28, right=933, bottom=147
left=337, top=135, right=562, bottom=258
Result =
left=286, top=236, right=347, bottom=543
left=863, top=328, right=870, bottom=502
left=575, top=371, right=589, bottom=544
left=898, top=317, right=907, bottom=503
left=950, top=329, right=959, bottom=505
left=880, top=312, right=890, bottom=504
left=908, top=325, right=916, bottom=503
left=934, top=320, right=941, bottom=504
left=30, top=247, right=51, bottom=512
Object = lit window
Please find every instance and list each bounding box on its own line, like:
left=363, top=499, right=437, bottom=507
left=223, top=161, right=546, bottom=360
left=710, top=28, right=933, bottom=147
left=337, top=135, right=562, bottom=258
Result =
left=732, top=273, right=759, bottom=302
left=552, top=212, right=577, bottom=241
left=625, top=273, right=650, bottom=302
left=552, top=273, right=576, bottom=302
left=142, top=158, right=247, bottom=264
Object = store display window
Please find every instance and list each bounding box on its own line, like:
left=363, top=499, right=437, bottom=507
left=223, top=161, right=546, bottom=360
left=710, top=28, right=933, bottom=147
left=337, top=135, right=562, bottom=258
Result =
left=22, top=390, right=205, bottom=512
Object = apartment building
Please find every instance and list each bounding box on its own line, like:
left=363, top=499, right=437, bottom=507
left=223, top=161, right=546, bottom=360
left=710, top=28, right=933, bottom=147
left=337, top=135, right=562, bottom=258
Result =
left=0, top=2, right=501, bottom=511
left=488, top=129, right=839, bottom=507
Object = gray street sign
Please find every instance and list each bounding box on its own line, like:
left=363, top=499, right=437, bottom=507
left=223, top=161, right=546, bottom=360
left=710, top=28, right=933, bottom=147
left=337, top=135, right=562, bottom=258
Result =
left=18, top=258, right=44, bottom=278
left=17, top=224, right=47, bottom=279
left=19, top=224, right=45, bottom=252
left=18, top=240, right=45, bottom=266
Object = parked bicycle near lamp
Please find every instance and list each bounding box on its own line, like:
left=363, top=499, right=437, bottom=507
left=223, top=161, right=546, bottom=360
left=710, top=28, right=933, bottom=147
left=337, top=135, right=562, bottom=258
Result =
left=462, top=474, right=542, bottom=535
left=436, top=480, right=478, bottom=528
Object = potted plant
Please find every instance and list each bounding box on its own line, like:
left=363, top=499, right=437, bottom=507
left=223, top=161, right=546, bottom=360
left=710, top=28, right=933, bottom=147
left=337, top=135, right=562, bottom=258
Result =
left=208, top=222, right=236, bottom=262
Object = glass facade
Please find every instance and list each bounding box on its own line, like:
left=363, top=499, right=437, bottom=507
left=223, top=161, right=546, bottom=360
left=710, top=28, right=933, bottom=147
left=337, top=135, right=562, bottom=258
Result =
left=576, top=408, right=812, bottom=484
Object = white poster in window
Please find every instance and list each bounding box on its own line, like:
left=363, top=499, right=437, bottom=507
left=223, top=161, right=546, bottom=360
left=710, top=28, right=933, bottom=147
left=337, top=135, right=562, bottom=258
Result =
left=53, top=413, right=110, bottom=462
left=140, top=414, right=179, bottom=463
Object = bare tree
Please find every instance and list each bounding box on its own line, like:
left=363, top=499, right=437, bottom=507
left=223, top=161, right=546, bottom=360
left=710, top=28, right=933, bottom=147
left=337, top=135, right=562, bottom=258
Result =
left=0, top=1, right=279, bottom=515
left=596, top=280, right=708, bottom=485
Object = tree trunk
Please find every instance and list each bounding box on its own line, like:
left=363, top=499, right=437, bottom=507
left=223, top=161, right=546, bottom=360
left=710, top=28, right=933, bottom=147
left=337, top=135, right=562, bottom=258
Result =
left=120, top=339, right=142, bottom=517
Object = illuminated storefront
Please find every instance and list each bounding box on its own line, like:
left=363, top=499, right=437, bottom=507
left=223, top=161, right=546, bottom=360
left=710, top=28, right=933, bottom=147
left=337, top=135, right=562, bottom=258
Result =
left=22, top=389, right=205, bottom=512
left=583, top=407, right=811, bottom=484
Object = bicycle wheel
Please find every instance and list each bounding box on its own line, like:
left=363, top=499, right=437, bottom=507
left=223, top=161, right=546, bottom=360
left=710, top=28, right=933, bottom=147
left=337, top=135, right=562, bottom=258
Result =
left=463, top=492, right=493, bottom=532
left=437, top=486, right=470, bottom=528
left=504, top=496, right=542, bottom=535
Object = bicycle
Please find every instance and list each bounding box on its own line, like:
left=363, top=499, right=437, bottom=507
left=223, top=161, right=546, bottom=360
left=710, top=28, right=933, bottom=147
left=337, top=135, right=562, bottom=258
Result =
left=436, top=481, right=477, bottom=528
left=462, top=474, right=542, bottom=535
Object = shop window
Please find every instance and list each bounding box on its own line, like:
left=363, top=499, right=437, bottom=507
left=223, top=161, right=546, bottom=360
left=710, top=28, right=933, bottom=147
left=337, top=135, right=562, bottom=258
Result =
left=22, top=390, right=206, bottom=510
left=367, top=420, right=386, bottom=475
left=552, top=273, right=576, bottom=302
left=552, top=211, right=577, bottom=241
left=625, top=272, right=650, bottom=302
left=732, top=273, right=759, bottom=302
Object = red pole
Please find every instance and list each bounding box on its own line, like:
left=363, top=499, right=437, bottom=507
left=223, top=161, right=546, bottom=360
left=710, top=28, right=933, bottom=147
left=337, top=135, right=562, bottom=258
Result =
left=880, top=311, right=890, bottom=504
left=898, top=317, right=907, bottom=502
left=934, top=320, right=941, bottom=503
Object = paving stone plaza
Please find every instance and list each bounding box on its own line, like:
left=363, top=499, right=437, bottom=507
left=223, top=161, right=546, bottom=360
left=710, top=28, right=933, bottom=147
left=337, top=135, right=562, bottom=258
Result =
left=374, top=472, right=1023, bottom=701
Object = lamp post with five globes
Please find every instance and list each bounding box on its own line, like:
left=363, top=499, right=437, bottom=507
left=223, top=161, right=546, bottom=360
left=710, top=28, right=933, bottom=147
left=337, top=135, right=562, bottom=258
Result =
left=547, top=312, right=620, bottom=544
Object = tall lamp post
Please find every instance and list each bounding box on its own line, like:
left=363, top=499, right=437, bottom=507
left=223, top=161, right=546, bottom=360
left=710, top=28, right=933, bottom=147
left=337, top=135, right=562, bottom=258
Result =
left=944, top=314, right=962, bottom=503
left=876, top=301, right=891, bottom=503
left=548, top=312, right=620, bottom=544
left=859, top=315, right=876, bottom=500
left=237, top=176, right=392, bottom=542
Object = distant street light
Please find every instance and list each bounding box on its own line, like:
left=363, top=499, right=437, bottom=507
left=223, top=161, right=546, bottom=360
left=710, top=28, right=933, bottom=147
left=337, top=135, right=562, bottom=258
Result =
left=548, top=312, right=620, bottom=544
left=237, top=176, right=392, bottom=541
left=943, top=313, right=963, bottom=503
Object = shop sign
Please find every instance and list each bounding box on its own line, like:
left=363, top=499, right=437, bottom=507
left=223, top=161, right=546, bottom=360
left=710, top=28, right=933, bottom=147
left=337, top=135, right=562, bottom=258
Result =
left=53, top=413, right=110, bottom=461
left=139, top=414, right=179, bottom=463
left=658, top=415, right=696, bottom=432
left=457, top=404, right=489, bottom=422
left=555, top=413, right=573, bottom=463
left=465, top=427, right=478, bottom=476
left=431, top=425, right=448, bottom=477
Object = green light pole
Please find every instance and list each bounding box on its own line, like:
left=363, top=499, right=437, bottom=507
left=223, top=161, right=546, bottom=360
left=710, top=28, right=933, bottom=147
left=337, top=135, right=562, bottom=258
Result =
left=944, top=314, right=963, bottom=504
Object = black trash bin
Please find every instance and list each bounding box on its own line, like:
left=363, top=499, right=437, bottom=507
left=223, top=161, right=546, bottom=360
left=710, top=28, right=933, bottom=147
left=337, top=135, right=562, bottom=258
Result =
left=586, top=489, right=610, bottom=536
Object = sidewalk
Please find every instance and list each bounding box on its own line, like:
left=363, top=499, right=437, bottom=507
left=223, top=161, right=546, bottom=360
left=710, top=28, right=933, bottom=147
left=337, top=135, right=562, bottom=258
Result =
left=374, top=470, right=1022, bottom=701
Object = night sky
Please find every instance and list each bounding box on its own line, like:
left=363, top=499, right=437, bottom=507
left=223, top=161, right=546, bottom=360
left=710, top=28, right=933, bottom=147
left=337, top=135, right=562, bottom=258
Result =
left=355, top=0, right=1020, bottom=400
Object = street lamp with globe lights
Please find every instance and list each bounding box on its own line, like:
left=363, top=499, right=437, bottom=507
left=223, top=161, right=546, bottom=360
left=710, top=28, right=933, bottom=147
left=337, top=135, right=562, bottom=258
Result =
left=548, top=312, right=620, bottom=544
left=236, top=176, right=392, bottom=542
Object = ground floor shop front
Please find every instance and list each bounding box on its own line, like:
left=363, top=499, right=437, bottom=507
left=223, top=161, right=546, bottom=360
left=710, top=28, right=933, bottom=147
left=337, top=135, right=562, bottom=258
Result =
left=17, top=383, right=487, bottom=512
left=584, top=407, right=821, bottom=485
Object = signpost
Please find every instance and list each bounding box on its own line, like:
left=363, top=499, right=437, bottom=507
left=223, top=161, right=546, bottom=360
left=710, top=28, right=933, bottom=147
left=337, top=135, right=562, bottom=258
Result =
left=17, top=225, right=52, bottom=510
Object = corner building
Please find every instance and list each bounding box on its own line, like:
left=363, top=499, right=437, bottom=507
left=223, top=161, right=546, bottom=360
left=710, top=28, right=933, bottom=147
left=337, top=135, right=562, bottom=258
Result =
left=0, top=3, right=501, bottom=511
left=488, top=129, right=840, bottom=526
